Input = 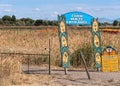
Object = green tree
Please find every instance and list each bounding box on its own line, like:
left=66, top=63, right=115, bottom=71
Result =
left=0, top=18, right=4, bottom=25
left=20, top=18, right=34, bottom=26
left=16, top=20, right=26, bottom=26
left=113, top=20, right=119, bottom=26
left=11, top=15, right=16, bottom=22
left=2, top=15, right=12, bottom=25
left=34, top=19, right=43, bottom=26
left=2, top=15, right=12, bottom=21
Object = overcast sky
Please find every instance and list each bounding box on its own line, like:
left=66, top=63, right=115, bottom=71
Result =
left=0, top=0, right=120, bottom=20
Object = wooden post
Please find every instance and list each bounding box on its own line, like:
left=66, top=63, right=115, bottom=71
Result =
left=64, top=68, right=67, bottom=75
left=49, top=39, right=51, bottom=75
left=80, top=52, right=91, bottom=80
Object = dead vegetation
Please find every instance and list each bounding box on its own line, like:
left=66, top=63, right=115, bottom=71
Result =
left=0, top=56, right=55, bottom=86
left=0, top=27, right=119, bottom=85
left=0, top=27, right=119, bottom=65
left=0, top=56, right=22, bottom=86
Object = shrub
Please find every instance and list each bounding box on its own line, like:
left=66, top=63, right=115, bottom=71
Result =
left=70, top=43, right=93, bottom=68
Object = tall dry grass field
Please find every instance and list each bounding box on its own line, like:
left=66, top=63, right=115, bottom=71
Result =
left=0, top=27, right=119, bottom=66
left=0, top=26, right=119, bottom=85
left=0, top=56, right=22, bottom=86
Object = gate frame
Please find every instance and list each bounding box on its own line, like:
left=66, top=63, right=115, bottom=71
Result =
left=58, top=11, right=102, bottom=72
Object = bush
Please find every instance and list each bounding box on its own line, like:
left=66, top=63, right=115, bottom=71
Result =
left=70, top=43, right=93, bottom=68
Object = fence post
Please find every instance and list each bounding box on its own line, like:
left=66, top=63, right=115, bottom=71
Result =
left=80, top=52, right=91, bottom=80
left=1, top=54, right=2, bottom=74
left=28, top=55, right=30, bottom=74
left=49, top=39, right=51, bottom=75
left=64, top=68, right=67, bottom=75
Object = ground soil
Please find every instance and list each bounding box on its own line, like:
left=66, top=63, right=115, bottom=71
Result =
left=17, top=65, right=120, bottom=86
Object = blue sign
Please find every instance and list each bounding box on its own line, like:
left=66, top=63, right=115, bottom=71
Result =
left=63, top=11, right=93, bottom=25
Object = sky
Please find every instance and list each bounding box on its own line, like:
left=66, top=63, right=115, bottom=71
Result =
left=0, top=0, right=120, bottom=20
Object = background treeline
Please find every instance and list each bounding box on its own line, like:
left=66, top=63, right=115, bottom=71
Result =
left=0, top=15, right=120, bottom=26
left=0, top=15, right=58, bottom=26
left=99, top=20, right=120, bottom=26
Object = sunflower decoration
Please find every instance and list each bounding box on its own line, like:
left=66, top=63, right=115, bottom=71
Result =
left=61, top=35, right=67, bottom=47
left=63, top=52, right=68, bottom=64
left=60, top=21, right=65, bottom=33
left=95, top=52, right=101, bottom=64
left=94, top=35, right=100, bottom=47
left=92, top=19, right=98, bottom=33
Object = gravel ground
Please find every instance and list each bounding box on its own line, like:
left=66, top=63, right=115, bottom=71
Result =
left=21, top=65, right=120, bottom=86
left=52, top=71, right=120, bottom=86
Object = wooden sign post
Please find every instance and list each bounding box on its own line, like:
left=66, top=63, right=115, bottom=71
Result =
left=92, top=19, right=102, bottom=71
left=58, top=15, right=70, bottom=74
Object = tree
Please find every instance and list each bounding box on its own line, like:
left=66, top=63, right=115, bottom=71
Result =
left=34, top=19, right=43, bottom=26
left=2, top=15, right=12, bottom=22
left=2, top=15, right=12, bottom=25
left=11, top=15, right=16, bottom=22
left=113, top=20, right=119, bottom=26
left=20, top=18, right=34, bottom=26
left=0, top=18, right=3, bottom=25
left=16, top=20, right=26, bottom=26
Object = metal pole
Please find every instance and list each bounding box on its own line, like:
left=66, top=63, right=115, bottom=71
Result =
left=1, top=55, right=2, bottom=74
left=80, top=52, right=91, bottom=80
left=49, top=39, right=51, bottom=75
left=28, top=55, right=30, bottom=74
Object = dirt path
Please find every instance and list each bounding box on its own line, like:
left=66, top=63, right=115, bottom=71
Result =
left=21, top=65, right=120, bottom=86
left=17, top=71, right=120, bottom=86
left=51, top=71, right=120, bottom=86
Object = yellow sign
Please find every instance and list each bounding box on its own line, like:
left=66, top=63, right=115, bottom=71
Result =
left=102, top=46, right=119, bottom=72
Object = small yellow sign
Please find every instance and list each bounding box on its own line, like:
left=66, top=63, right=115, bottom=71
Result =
left=102, top=46, right=119, bottom=72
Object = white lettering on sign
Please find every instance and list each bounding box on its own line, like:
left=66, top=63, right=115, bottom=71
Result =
left=66, top=14, right=88, bottom=25
left=66, top=20, right=88, bottom=24
left=71, top=14, right=83, bottom=17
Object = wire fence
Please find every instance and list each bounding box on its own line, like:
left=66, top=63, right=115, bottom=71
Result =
left=0, top=52, right=50, bottom=74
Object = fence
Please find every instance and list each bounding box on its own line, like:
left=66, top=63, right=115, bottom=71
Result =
left=0, top=52, right=51, bottom=74
left=0, top=39, right=51, bottom=74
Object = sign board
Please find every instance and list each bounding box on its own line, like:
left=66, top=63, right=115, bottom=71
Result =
left=92, top=19, right=102, bottom=69
left=58, top=15, right=70, bottom=68
left=102, top=46, right=119, bottom=72
left=63, top=11, right=93, bottom=25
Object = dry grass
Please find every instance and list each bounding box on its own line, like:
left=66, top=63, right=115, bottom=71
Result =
left=0, top=56, right=22, bottom=86
left=0, top=27, right=119, bottom=85
left=0, top=27, right=119, bottom=65
left=0, top=56, right=55, bottom=86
